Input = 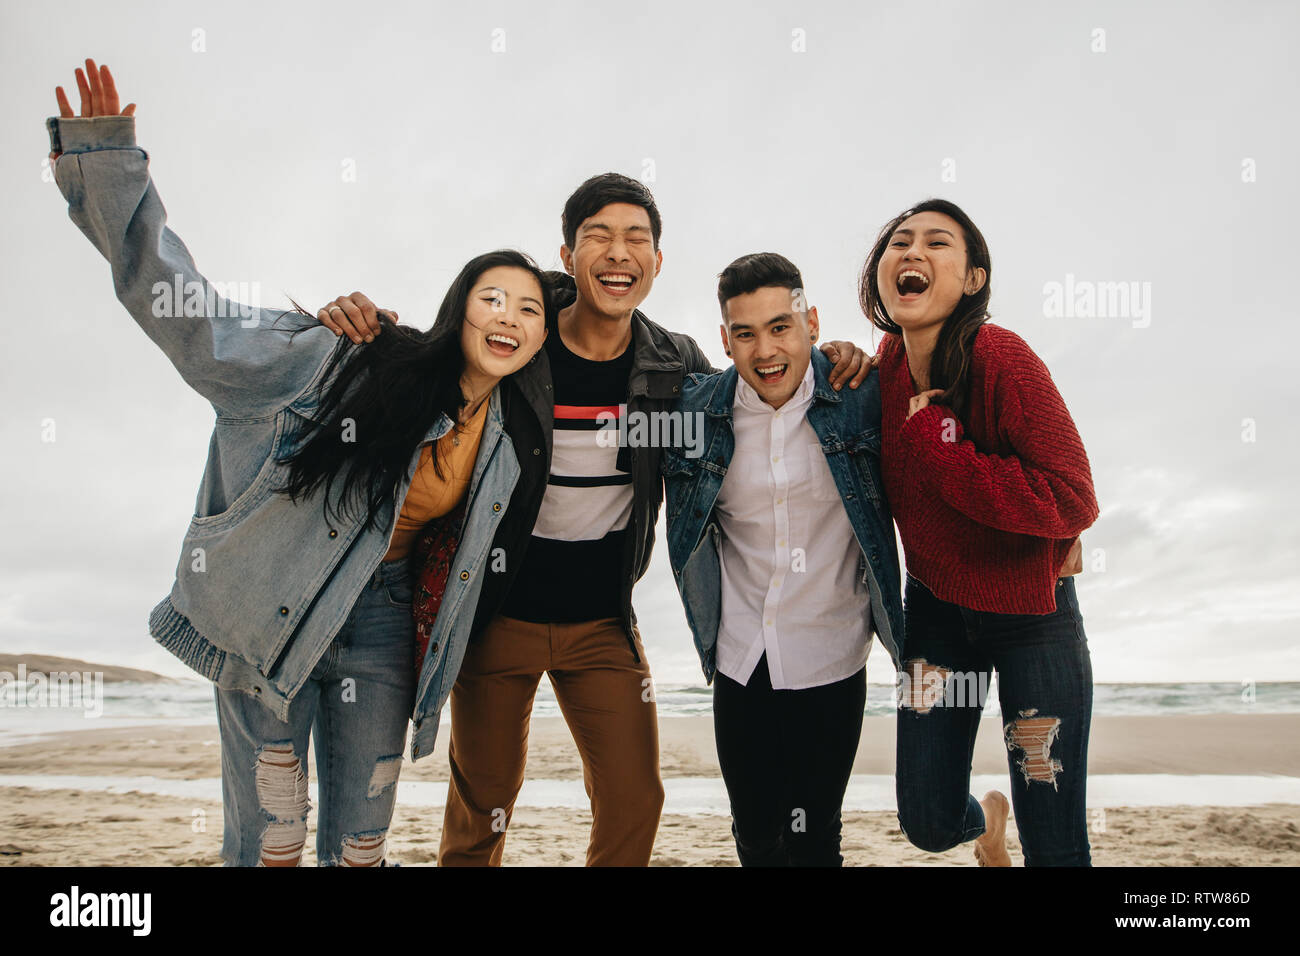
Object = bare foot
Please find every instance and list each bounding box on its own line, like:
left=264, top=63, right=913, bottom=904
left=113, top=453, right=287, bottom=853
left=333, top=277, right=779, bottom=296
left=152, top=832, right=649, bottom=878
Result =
left=973, top=790, right=1012, bottom=867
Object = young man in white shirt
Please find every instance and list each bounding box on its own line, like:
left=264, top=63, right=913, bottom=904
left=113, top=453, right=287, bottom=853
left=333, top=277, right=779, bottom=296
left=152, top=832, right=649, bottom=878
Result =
left=662, top=253, right=904, bottom=866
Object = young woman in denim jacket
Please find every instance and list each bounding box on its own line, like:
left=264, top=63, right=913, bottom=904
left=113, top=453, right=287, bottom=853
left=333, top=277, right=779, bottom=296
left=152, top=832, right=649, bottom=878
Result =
left=859, top=198, right=1099, bottom=866
left=46, top=60, right=551, bottom=866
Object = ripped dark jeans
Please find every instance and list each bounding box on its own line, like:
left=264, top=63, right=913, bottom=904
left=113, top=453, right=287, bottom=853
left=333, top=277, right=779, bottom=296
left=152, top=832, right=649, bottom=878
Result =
left=895, top=573, right=1093, bottom=866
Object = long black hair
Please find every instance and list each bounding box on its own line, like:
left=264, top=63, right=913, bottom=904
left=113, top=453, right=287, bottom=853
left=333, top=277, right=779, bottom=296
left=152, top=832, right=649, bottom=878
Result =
left=858, top=198, right=992, bottom=422
left=276, top=249, right=553, bottom=532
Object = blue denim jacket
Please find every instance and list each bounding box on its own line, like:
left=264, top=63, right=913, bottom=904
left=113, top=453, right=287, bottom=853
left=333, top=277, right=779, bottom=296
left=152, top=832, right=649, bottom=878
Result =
left=661, top=347, right=904, bottom=682
left=49, top=115, right=510, bottom=761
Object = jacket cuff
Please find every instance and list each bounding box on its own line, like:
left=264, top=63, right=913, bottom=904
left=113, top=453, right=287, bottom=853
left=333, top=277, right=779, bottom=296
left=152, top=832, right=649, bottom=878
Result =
left=47, top=115, right=137, bottom=154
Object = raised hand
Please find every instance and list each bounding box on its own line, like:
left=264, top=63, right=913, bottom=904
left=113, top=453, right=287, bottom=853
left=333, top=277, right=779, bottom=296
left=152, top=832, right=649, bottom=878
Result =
left=50, top=59, right=136, bottom=161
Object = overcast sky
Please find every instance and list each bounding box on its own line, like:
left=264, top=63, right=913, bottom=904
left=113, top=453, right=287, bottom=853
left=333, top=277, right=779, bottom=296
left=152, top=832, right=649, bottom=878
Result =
left=2, top=0, right=1297, bottom=685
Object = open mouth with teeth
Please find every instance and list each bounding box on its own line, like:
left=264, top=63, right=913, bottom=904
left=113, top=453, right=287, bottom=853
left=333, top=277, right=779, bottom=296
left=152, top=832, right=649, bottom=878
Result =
left=596, top=271, right=637, bottom=297
left=754, top=362, right=788, bottom=385
left=485, top=331, right=521, bottom=357
left=896, top=269, right=930, bottom=300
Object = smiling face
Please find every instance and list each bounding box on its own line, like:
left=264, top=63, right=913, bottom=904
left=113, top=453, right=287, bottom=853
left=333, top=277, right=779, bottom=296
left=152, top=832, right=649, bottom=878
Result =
left=460, top=265, right=548, bottom=380
left=560, top=202, right=663, bottom=318
left=875, top=210, right=986, bottom=336
left=720, top=285, right=819, bottom=409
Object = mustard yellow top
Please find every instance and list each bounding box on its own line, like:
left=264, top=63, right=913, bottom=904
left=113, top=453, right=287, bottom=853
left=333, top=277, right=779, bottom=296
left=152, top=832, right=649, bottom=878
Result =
left=383, top=398, right=490, bottom=562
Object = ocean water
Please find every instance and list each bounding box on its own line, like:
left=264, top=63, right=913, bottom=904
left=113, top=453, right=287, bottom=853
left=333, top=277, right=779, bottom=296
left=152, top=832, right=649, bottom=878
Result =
left=0, top=677, right=1296, bottom=747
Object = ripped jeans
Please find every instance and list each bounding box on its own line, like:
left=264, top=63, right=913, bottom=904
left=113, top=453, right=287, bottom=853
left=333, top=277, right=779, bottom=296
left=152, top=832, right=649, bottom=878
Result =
left=215, top=559, right=416, bottom=866
left=895, top=573, right=1093, bottom=866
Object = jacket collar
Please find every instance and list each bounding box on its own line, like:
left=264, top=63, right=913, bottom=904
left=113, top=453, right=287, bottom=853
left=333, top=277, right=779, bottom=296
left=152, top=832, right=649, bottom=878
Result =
left=702, top=347, right=841, bottom=419
left=420, top=384, right=504, bottom=445
left=809, top=346, right=845, bottom=406
left=700, top=364, right=737, bottom=418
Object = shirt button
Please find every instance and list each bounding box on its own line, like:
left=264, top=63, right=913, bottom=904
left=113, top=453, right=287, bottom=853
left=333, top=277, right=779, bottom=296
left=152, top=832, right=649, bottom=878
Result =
left=431, top=642, right=439, bottom=654
left=492, top=502, right=502, bottom=512
left=278, top=606, right=289, bottom=616
left=772, top=456, right=779, bottom=463
left=533, top=448, right=541, bottom=456
left=776, top=497, right=783, bottom=504
left=459, top=570, right=470, bottom=581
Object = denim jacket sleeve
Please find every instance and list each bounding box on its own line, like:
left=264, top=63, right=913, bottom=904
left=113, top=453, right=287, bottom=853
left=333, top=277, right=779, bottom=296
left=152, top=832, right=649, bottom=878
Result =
left=49, top=115, right=336, bottom=418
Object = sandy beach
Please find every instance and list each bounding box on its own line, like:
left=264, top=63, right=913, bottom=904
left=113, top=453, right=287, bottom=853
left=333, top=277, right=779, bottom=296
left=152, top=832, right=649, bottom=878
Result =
left=2, top=714, right=1298, bottom=866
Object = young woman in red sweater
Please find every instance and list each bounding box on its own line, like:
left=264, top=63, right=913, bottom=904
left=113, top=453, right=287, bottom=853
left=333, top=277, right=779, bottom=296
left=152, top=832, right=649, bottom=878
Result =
left=859, top=198, right=1099, bottom=866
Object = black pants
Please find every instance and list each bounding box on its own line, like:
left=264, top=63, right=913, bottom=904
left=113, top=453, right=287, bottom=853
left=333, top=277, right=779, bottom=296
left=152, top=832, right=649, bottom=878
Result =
left=713, top=653, right=867, bottom=867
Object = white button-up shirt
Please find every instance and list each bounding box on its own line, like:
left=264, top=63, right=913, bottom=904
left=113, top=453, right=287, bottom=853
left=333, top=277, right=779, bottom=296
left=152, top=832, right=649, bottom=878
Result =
left=714, top=361, right=873, bottom=689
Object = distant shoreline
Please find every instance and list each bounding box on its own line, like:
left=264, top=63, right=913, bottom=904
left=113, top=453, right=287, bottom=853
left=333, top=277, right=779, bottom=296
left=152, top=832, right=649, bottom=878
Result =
left=0, top=654, right=178, bottom=685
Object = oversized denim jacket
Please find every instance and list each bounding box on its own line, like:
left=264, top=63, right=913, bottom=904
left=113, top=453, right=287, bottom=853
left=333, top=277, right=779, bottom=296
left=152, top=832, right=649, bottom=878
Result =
left=661, top=347, right=905, bottom=682
left=49, top=115, right=511, bottom=761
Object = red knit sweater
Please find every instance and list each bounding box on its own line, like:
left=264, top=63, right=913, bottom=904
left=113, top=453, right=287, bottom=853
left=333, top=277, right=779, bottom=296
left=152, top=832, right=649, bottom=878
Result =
left=879, top=324, right=1099, bottom=614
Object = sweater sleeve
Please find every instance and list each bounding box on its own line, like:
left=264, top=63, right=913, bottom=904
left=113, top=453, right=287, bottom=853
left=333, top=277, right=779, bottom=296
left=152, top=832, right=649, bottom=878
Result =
left=50, top=115, right=337, bottom=418
left=896, top=337, right=1098, bottom=538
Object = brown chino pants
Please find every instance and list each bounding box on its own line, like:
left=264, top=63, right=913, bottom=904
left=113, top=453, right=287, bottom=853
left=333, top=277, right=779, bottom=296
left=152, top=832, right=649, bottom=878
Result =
left=437, top=614, right=664, bottom=866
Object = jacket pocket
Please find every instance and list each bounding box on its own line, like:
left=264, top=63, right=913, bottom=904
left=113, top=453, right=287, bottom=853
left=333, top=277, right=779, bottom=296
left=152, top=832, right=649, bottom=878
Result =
left=661, top=449, right=700, bottom=522
left=807, top=444, right=840, bottom=502
left=660, top=449, right=698, bottom=478
left=844, top=438, right=884, bottom=510
left=188, top=416, right=286, bottom=536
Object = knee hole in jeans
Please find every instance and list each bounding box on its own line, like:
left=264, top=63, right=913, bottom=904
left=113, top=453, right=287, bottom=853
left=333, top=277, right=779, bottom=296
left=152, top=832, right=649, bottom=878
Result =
left=254, top=741, right=309, bottom=867
left=896, top=658, right=951, bottom=713
left=1004, top=710, right=1064, bottom=788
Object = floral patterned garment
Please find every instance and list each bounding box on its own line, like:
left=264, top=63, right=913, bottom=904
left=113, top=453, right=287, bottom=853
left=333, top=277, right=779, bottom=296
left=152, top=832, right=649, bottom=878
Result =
left=409, top=498, right=467, bottom=678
